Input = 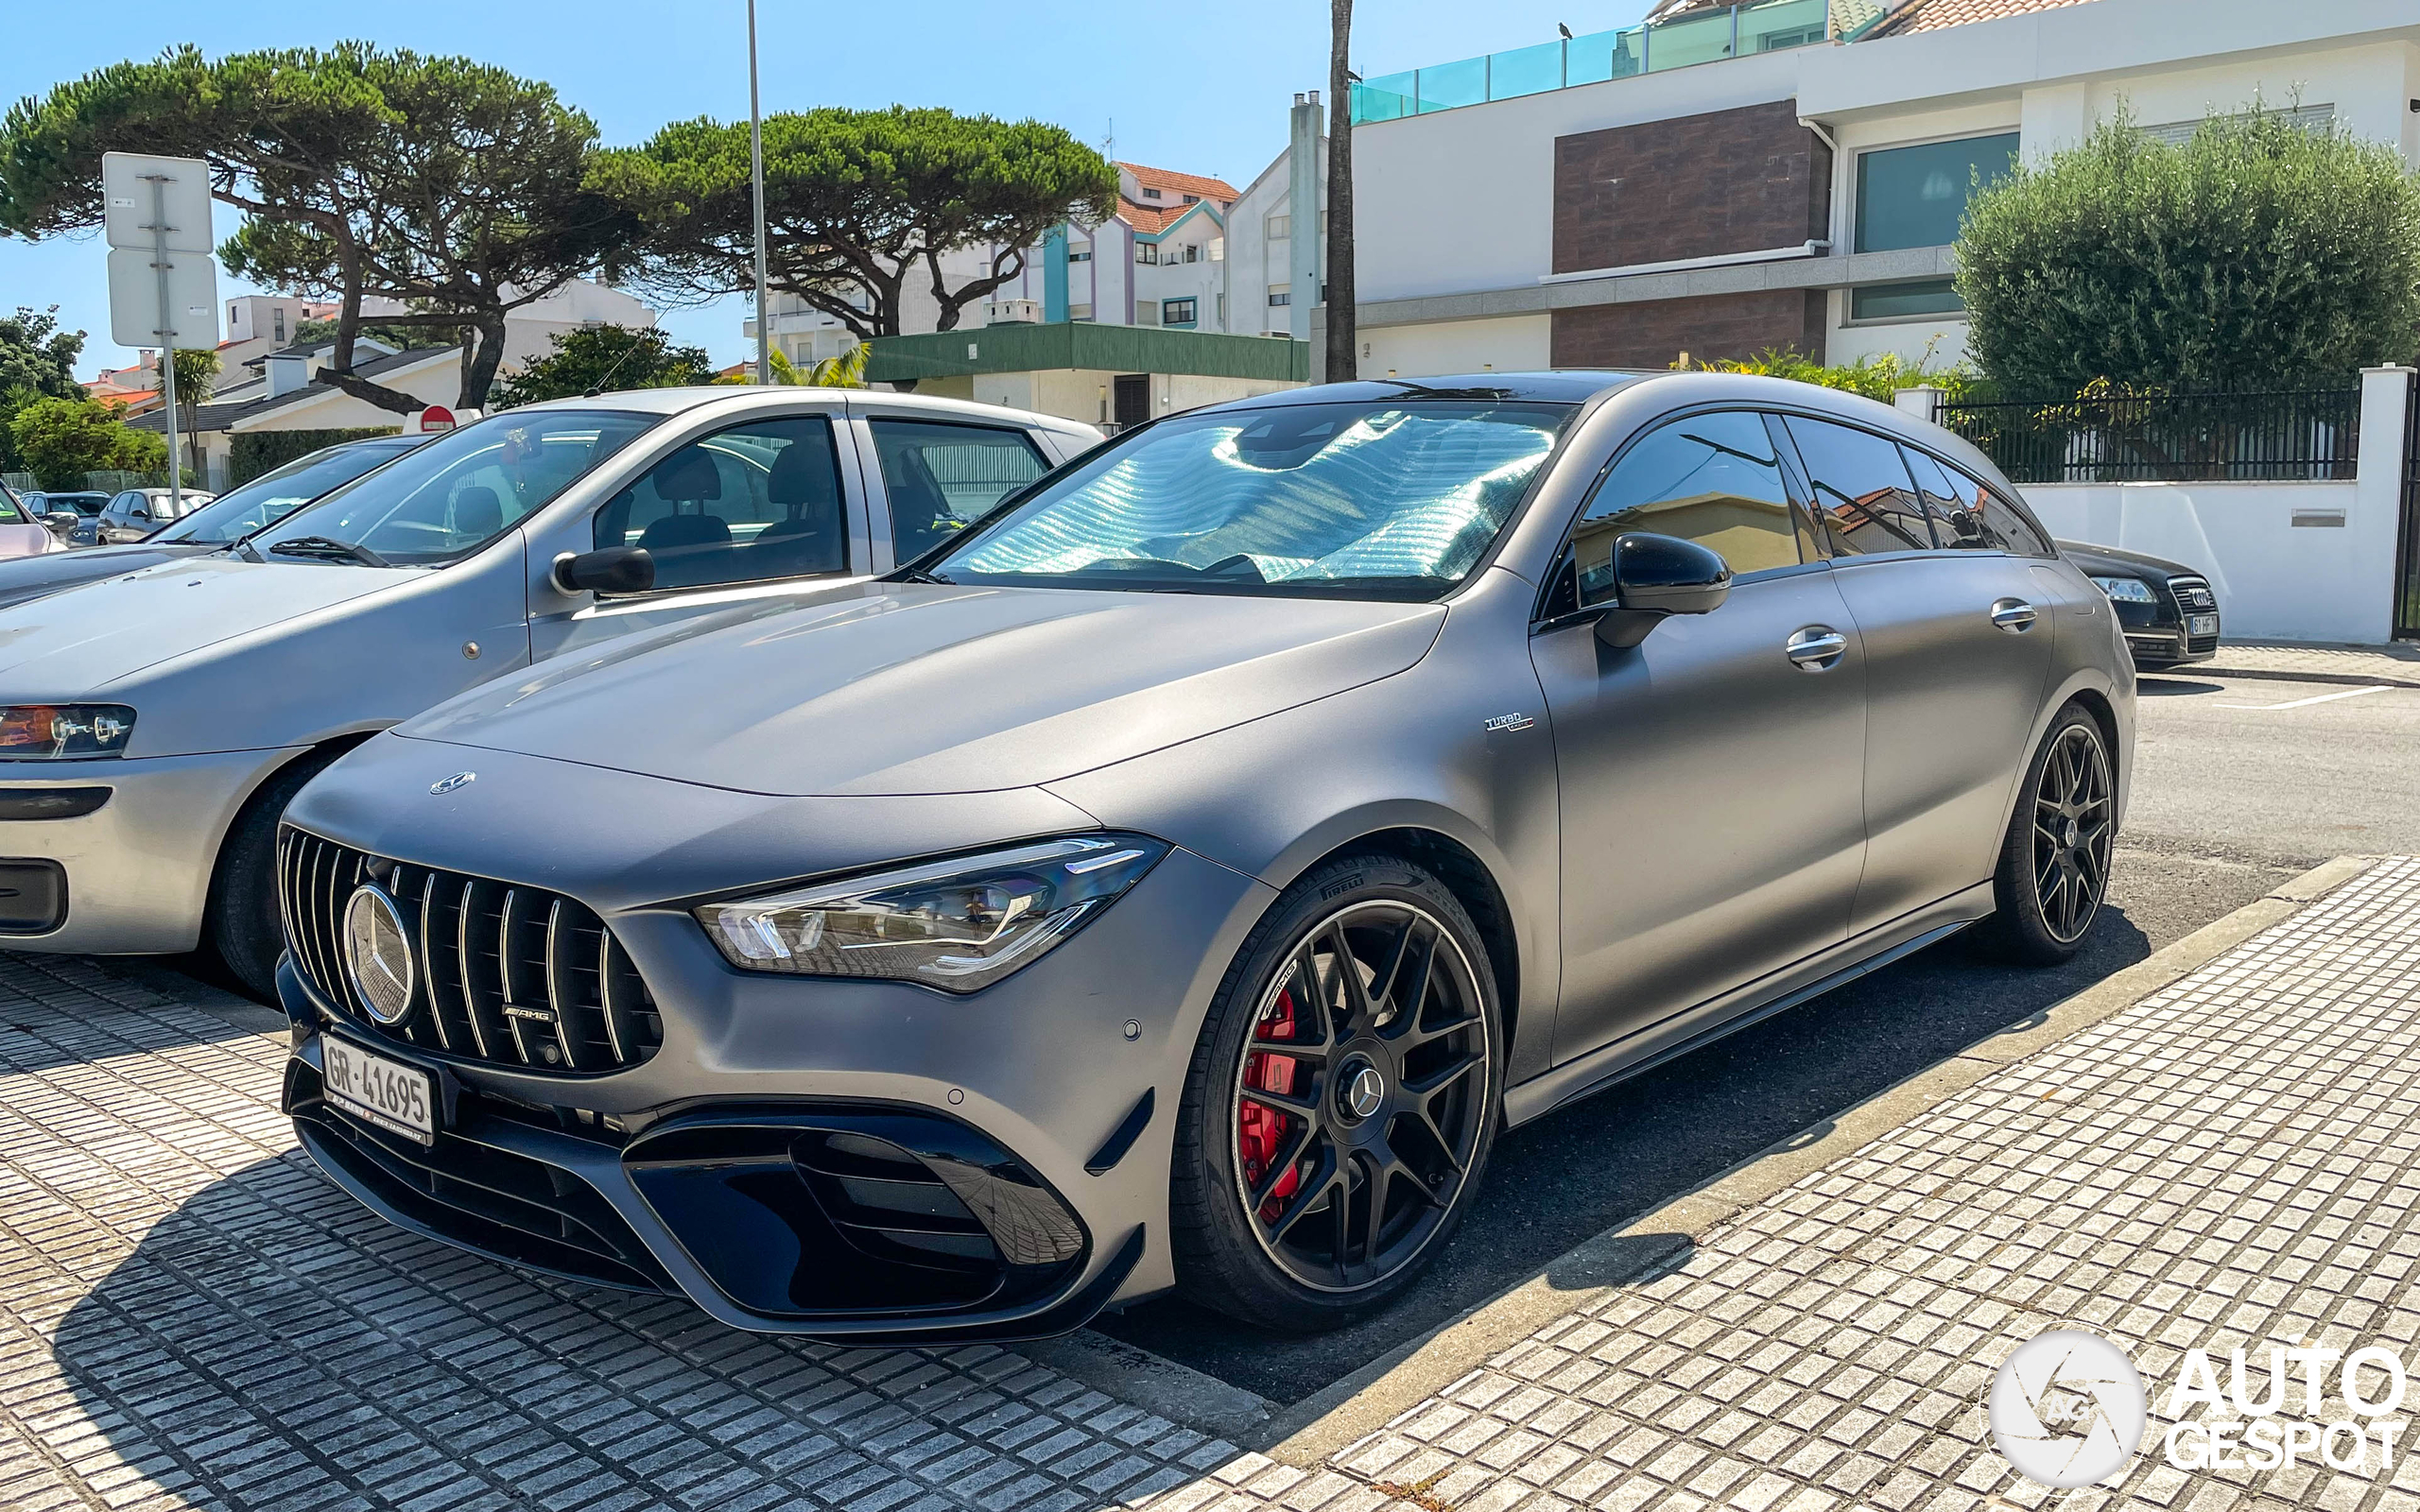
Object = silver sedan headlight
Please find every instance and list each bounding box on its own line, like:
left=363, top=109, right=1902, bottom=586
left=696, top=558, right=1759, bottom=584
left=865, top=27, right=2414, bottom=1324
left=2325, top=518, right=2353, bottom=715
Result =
left=2089, top=576, right=2157, bottom=604
left=696, top=833, right=1170, bottom=993
left=0, top=704, right=135, bottom=759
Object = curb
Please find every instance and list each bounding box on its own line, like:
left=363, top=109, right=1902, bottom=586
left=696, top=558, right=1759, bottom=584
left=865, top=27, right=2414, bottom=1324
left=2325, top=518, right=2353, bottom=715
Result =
left=1253, top=853, right=2377, bottom=1466
left=2183, top=663, right=2420, bottom=691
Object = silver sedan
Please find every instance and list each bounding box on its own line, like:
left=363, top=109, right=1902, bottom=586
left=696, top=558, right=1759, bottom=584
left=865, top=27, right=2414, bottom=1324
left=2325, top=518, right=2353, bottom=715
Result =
left=277, top=371, right=2133, bottom=1339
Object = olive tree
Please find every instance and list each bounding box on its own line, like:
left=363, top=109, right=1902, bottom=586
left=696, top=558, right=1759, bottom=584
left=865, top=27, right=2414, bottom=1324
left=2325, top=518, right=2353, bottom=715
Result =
left=1956, top=108, right=2420, bottom=393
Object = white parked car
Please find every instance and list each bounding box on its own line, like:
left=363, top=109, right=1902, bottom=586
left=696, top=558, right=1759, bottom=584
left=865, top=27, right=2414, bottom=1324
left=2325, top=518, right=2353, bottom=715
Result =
left=93, top=487, right=218, bottom=545
left=0, top=388, right=1099, bottom=994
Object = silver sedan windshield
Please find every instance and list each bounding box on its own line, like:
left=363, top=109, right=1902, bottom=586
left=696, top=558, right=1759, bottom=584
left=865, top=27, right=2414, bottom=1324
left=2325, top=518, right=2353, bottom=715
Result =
left=251, top=409, right=658, bottom=565
left=928, top=400, right=1573, bottom=598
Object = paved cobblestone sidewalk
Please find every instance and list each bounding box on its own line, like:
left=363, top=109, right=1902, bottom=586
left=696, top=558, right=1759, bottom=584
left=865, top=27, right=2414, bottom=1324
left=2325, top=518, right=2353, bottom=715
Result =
left=5, top=858, right=2419, bottom=1512
left=2190, top=643, right=2420, bottom=688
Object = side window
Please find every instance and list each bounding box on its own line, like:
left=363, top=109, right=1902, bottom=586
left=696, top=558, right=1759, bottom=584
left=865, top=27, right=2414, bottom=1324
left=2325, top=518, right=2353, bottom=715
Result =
left=1899, top=448, right=2052, bottom=556
left=0, top=494, right=22, bottom=524
left=1565, top=410, right=1812, bottom=610
left=591, top=416, right=847, bottom=593
left=1781, top=416, right=1934, bottom=557
left=870, top=420, right=1047, bottom=562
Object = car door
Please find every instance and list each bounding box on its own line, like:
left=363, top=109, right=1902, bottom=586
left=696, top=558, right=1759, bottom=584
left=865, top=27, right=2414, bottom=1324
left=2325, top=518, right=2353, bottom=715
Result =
left=1777, top=415, right=2056, bottom=934
left=528, top=410, right=873, bottom=662
left=1530, top=408, right=1869, bottom=1066
left=852, top=412, right=1053, bottom=570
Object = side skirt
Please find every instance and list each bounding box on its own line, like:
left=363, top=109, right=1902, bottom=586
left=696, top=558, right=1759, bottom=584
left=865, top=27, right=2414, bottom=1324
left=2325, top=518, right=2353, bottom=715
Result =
left=1504, top=883, right=1994, bottom=1127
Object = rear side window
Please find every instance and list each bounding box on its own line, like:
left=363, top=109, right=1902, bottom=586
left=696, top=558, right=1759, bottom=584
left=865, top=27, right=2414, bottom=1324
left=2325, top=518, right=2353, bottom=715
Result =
left=593, top=416, right=849, bottom=592
left=870, top=420, right=1047, bottom=562
left=1574, top=410, right=1815, bottom=583
left=1901, top=447, right=2051, bottom=557
left=1781, top=416, right=1933, bottom=557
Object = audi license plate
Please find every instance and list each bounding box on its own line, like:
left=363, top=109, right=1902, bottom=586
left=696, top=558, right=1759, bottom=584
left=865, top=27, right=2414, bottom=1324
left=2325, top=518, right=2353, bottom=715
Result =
left=2188, top=614, right=2219, bottom=637
left=322, top=1035, right=437, bottom=1145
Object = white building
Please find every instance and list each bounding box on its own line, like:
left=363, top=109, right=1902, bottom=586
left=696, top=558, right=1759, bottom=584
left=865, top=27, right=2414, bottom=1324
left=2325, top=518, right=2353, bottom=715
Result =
left=1333, top=0, right=2420, bottom=378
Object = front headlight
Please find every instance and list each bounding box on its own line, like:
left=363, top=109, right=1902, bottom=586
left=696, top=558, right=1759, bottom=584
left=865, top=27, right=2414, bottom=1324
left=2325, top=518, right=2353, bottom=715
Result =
left=2090, top=576, right=2157, bottom=604
left=0, top=705, right=135, bottom=759
left=695, top=833, right=1170, bottom=993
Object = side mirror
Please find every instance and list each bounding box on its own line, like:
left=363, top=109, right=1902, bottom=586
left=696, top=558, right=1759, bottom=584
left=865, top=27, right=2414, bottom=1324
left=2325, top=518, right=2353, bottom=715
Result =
left=42, top=512, right=78, bottom=535
left=1589, top=532, right=1733, bottom=649
left=553, top=545, right=656, bottom=595
left=127, top=508, right=148, bottom=521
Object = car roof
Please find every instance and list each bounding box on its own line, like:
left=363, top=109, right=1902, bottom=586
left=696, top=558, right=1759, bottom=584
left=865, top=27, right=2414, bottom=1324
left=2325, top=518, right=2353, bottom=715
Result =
left=506, top=385, right=1098, bottom=437
left=1210, top=371, right=1651, bottom=412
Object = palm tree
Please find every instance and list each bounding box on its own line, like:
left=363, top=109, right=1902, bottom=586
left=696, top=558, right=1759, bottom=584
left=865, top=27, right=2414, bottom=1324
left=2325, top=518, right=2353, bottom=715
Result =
left=1324, top=0, right=1356, bottom=383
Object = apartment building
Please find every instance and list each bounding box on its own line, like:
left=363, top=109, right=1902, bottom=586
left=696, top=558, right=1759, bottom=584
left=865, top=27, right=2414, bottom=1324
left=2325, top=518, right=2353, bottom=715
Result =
left=1336, top=0, right=2420, bottom=378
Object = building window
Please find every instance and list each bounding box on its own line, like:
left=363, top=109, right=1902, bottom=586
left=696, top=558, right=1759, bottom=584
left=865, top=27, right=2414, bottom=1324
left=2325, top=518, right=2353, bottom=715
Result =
left=1853, top=132, right=2020, bottom=253
left=2141, top=103, right=2332, bottom=146
left=1069, top=302, right=1095, bottom=321
left=1183, top=194, right=1200, bottom=204
left=272, top=307, right=286, bottom=342
left=1135, top=242, right=1158, bottom=265
left=1849, top=279, right=1965, bottom=321
left=1068, top=249, right=1092, bottom=263
left=1136, top=301, right=1161, bottom=326
left=1163, top=298, right=1198, bottom=326
left=1183, top=244, right=1200, bottom=264
left=1266, top=214, right=1290, bottom=240
left=1268, top=284, right=1291, bottom=307
left=1142, top=187, right=1163, bottom=200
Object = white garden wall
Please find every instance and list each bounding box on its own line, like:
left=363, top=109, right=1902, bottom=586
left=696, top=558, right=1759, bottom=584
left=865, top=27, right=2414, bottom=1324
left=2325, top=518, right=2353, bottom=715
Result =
left=2020, top=480, right=2386, bottom=644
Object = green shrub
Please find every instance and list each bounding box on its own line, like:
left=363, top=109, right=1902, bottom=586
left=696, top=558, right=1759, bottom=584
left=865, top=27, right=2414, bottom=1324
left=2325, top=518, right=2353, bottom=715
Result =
left=229, top=427, right=402, bottom=486
left=7, top=395, right=161, bottom=489
left=1956, top=106, right=2420, bottom=393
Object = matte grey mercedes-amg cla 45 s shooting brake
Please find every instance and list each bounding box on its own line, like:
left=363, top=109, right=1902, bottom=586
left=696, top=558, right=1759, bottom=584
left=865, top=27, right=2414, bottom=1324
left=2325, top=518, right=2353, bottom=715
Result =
left=277, top=371, right=2134, bottom=1340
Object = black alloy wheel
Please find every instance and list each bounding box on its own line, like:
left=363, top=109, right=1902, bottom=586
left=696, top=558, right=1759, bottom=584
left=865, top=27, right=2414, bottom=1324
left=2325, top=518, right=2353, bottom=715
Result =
left=2032, top=723, right=2114, bottom=944
left=1173, top=856, right=1499, bottom=1332
left=1979, top=705, right=2115, bottom=965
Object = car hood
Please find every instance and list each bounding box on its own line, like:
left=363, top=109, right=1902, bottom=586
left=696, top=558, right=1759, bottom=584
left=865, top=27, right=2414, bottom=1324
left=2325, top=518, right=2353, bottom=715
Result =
left=0, top=542, right=216, bottom=613
left=0, top=554, right=407, bottom=695
left=2056, top=540, right=2200, bottom=580
left=404, top=580, right=1446, bottom=798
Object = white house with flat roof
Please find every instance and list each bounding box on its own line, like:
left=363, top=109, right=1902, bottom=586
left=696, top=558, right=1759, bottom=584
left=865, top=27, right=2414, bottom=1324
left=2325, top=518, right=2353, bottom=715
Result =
left=1331, top=0, right=2420, bottom=378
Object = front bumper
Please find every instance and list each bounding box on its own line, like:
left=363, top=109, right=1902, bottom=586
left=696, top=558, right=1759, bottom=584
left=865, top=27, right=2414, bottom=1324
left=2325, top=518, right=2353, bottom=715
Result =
left=2123, top=624, right=2218, bottom=667
left=275, top=817, right=1272, bottom=1340
left=0, top=746, right=300, bottom=954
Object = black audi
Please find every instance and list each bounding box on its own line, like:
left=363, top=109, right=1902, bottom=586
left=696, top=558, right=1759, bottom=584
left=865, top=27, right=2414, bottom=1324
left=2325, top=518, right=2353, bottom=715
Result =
left=2057, top=541, right=2220, bottom=670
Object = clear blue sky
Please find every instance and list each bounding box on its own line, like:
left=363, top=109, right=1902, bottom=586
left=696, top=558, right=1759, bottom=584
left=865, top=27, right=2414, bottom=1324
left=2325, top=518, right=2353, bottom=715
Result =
left=2, top=0, right=1654, bottom=381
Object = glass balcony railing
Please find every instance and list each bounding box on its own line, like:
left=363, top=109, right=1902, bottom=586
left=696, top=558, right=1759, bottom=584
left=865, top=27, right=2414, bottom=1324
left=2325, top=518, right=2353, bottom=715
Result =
left=1350, top=0, right=1841, bottom=125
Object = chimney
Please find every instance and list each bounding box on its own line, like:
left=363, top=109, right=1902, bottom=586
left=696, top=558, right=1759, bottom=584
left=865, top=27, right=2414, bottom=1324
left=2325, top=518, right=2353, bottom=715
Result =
left=265, top=351, right=312, bottom=399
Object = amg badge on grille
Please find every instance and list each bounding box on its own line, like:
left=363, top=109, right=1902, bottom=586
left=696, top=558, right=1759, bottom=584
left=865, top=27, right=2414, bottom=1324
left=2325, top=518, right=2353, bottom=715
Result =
left=342, top=885, right=416, bottom=1024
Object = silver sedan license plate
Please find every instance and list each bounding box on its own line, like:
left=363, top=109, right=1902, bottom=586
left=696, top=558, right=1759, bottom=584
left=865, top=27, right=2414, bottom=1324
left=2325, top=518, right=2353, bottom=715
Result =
left=322, top=1035, right=437, bottom=1145
left=2188, top=614, right=2219, bottom=636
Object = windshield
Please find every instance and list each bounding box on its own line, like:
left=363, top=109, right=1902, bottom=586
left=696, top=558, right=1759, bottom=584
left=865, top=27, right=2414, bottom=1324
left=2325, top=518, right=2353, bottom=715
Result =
left=252, top=408, right=657, bottom=565
left=924, top=401, right=1572, bottom=599
left=162, top=440, right=424, bottom=544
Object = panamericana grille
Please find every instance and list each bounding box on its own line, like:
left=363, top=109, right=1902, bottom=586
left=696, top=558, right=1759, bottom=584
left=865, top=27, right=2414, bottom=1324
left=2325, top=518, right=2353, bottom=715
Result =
left=278, top=827, right=663, bottom=1074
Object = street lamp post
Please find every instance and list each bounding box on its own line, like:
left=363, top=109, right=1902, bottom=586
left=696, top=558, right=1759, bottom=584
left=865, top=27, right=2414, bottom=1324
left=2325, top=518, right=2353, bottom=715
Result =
left=749, top=0, right=772, bottom=387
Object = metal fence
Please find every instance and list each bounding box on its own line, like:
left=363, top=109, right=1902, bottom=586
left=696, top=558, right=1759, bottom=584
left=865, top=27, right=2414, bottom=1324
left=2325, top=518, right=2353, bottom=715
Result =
left=1939, top=388, right=2362, bottom=485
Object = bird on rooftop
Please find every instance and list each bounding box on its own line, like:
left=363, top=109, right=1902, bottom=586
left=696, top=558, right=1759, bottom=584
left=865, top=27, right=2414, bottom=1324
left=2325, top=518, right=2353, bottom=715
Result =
left=1558, top=22, right=1575, bottom=39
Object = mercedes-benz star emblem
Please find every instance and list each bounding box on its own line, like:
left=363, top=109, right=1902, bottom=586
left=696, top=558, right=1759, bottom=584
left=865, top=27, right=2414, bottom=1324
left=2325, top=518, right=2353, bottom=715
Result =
left=1345, top=1065, right=1387, bottom=1120
left=429, top=771, right=475, bottom=796
left=343, top=885, right=416, bottom=1024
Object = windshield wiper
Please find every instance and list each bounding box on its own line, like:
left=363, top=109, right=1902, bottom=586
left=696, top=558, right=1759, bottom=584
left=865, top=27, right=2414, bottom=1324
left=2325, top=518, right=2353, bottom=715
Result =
left=268, top=535, right=390, bottom=568
left=897, top=568, right=954, bottom=584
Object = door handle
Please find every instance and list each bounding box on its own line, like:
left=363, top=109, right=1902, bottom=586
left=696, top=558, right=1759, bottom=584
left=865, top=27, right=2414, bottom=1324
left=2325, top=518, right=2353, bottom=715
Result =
left=1990, top=597, right=2039, bottom=633
left=1786, top=627, right=1849, bottom=672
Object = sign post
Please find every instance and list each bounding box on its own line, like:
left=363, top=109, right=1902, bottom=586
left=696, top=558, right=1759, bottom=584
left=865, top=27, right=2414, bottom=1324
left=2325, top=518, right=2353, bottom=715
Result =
left=102, top=154, right=216, bottom=516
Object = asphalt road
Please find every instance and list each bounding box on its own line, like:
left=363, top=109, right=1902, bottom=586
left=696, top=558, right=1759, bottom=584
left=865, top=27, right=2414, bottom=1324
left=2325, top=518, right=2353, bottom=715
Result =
left=1098, top=672, right=2404, bottom=1404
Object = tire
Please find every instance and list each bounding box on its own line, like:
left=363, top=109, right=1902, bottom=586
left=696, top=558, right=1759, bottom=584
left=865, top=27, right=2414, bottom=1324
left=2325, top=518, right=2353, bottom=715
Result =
left=206, top=746, right=352, bottom=1002
left=1977, top=704, right=2115, bottom=966
left=1170, top=853, right=1501, bottom=1332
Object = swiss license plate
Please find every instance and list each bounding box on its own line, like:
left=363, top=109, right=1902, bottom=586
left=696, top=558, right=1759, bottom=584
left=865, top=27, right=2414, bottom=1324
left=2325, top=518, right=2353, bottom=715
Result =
left=2188, top=614, right=2219, bottom=636
left=322, top=1034, right=437, bottom=1145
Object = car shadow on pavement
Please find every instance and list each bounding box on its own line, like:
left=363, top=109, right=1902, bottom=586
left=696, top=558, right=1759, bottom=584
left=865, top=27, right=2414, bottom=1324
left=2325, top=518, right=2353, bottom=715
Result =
left=0, top=952, right=279, bottom=1076
left=44, top=1146, right=1241, bottom=1512
left=1097, top=900, right=2163, bottom=1403
left=2136, top=677, right=2224, bottom=696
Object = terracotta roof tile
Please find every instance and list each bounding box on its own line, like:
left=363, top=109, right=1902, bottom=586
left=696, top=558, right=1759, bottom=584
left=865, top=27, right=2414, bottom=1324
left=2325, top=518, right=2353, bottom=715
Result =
left=1118, top=162, right=1239, bottom=203
left=1871, top=0, right=2100, bottom=34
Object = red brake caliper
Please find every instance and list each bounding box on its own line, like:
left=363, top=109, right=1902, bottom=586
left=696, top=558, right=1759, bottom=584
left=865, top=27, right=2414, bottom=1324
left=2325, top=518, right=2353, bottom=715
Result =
left=1239, top=988, right=1305, bottom=1223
